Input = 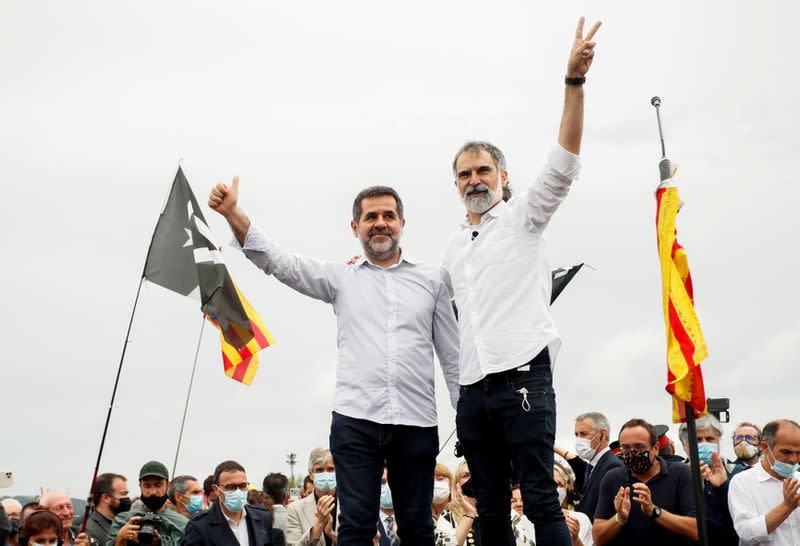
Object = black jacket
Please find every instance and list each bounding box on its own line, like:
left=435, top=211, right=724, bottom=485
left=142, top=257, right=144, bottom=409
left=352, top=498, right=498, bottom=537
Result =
left=576, top=449, right=624, bottom=521
left=180, top=502, right=285, bottom=546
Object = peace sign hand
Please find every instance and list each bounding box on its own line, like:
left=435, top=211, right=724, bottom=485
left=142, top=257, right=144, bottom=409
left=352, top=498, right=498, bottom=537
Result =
left=567, top=16, right=601, bottom=78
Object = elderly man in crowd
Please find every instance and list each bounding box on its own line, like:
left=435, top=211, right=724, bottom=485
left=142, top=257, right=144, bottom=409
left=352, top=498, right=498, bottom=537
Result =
left=732, top=421, right=763, bottom=468
left=40, top=491, right=77, bottom=545
left=572, top=412, right=623, bottom=522
left=85, top=473, right=130, bottom=546
left=592, top=418, right=697, bottom=546
left=286, top=448, right=338, bottom=546
left=0, top=499, right=21, bottom=521
left=677, top=413, right=744, bottom=545
left=728, top=419, right=800, bottom=545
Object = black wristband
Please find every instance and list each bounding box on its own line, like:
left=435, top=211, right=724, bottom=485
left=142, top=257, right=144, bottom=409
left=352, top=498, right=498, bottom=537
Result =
left=565, top=76, right=586, bottom=86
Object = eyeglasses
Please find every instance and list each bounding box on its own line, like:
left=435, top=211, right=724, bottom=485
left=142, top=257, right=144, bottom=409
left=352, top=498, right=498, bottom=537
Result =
left=218, top=482, right=249, bottom=492
left=733, top=434, right=760, bottom=445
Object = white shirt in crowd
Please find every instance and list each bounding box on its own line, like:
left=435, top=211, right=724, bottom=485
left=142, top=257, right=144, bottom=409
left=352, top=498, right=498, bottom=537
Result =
left=728, top=462, right=800, bottom=545
left=512, top=508, right=593, bottom=546
left=223, top=509, right=251, bottom=546
left=235, top=225, right=460, bottom=427
left=442, top=145, right=581, bottom=385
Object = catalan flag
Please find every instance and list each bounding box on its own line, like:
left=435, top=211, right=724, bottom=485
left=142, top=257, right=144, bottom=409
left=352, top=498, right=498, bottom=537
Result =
left=655, top=178, right=708, bottom=422
left=205, top=279, right=274, bottom=385
left=143, top=167, right=274, bottom=384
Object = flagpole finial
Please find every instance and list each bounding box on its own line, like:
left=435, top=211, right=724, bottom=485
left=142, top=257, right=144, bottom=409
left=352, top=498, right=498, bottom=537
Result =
left=651, top=96, right=661, bottom=108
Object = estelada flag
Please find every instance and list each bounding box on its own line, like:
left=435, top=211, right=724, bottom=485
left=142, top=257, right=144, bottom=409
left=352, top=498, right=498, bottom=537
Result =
left=143, top=167, right=274, bottom=384
left=655, top=177, right=708, bottom=422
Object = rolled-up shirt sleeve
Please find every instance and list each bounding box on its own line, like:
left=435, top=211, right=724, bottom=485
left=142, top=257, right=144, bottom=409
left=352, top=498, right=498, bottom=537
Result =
left=728, top=474, right=770, bottom=544
left=231, top=223, right=340, bottom=304
left=521, top=144, right=581, bottom=234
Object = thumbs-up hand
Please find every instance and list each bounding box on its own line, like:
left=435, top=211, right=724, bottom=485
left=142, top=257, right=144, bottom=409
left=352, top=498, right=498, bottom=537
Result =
left=208, top=176, right=240, bottom=218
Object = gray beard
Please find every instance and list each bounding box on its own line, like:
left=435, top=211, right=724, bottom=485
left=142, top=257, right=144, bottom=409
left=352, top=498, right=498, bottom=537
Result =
left=462, top=183, right=502, bottom=214
left=363, top=235, right=399, bottom=262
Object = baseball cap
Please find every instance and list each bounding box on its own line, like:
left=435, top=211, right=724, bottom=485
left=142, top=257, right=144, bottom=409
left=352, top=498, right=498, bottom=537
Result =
left=139, top=461, right=169, bottom=481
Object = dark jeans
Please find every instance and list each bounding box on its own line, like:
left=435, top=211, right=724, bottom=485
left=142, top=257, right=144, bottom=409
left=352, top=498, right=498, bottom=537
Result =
left=330, top=411, right=438, bottom=546
left=456, top=348, right=571, bottom=546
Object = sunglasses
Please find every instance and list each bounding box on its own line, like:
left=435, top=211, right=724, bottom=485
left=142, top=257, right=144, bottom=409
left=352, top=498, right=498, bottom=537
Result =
left=732, top=434, right=759, bottom=444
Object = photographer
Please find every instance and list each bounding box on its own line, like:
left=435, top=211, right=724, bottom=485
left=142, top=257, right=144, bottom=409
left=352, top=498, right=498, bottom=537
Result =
left=107, top=461, right=188, bottom=546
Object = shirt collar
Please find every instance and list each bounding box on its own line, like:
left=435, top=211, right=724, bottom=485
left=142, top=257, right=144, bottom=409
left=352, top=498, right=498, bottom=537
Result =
left=754, top=459, right=782, bottom=483
left=590, top=446, right=611, bottom=467
left=222, top=507, right=247, bottom=526
left=459, top=200, right=508, bottom=229
left=355, top=248, right=415, bottom=269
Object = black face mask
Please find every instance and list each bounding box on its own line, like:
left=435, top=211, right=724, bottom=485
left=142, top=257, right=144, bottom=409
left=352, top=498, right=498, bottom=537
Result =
left=621, top=449, right=654, bottom=475
left=141, top=493, right=168, bottom=511
left=113, top=497, right=132, bottom=514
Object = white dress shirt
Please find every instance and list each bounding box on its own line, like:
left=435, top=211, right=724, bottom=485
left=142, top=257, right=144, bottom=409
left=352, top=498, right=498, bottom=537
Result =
left=589, top=446, right=611, bottom=468
left=223, top=509, right=251, bottom=546
left=236, top=224, right=461, bottom=426
left=442, top=145, right=580, bottom=384
left=728, top=462, right=800, bottom=545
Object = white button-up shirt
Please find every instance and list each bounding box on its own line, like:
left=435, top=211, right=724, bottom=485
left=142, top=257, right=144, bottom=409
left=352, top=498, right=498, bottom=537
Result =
left=442, top=145, right=580, bottom=385
left=728, top=462, right=800, bottom=545
left=223, top=509, right=251, bottom=546
left=236, top=224, right=460, bottom=426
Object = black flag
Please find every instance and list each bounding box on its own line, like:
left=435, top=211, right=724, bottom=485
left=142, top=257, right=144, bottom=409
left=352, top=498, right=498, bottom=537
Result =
left=551, top=263, right=584, bottom=304
left=143, top=167, right=254, bottom=348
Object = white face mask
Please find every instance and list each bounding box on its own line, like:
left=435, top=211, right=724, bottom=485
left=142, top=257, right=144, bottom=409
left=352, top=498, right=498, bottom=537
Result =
left=433, top=480, right=450, bottom=504
left=575, top=431, right=601, bottom=461
left=557, top=486, right=567, bottom=506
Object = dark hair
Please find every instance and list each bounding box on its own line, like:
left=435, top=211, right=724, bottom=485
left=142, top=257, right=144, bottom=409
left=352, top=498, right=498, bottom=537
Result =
left=762, top=419, right=800, bottom=449
left=352, top=186, right=404, bottom=222
left=246, top=490, right=274, bottom=513
left=169, top=475, right=198, bottom=504
left=262, top=473, right=289, bottom=504
left=92, top=473, right=126, bottom=506
left=452, top=141, right=513, bottom=202
left=213, top=460, right=246, bottom=484
left=619, top=418, right=658, bottom=446
left=21, top=510, right=62, bottom=542
left=203, top=475, right=215, bottom=496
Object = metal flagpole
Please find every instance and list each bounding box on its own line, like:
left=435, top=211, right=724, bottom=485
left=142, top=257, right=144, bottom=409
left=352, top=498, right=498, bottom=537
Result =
left=172, top=317, right=207, bottom=477
left=651, top=96, right=709, bottom=546
left=80, top=275, right=146, bottom=532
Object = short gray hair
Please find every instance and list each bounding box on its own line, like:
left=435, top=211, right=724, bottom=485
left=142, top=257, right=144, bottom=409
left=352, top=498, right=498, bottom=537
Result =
left=576, top=412, right=610, bottom=434
left=762, top=419, right=800, bottom=450
left=678, top=414, right=723, bottom=445
left=734, top=421, right=762, bottom=437
left=308, top=447, right=332, bottom=473
left=452, top=141, right=512, bottom=202
left=169, top=475, right=197, bottom=504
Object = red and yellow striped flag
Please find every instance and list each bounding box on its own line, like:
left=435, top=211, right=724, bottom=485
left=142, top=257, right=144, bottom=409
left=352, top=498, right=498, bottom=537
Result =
left=656, top=184, right=708, bottom=422
left=205, top=279, right=274, bottom=385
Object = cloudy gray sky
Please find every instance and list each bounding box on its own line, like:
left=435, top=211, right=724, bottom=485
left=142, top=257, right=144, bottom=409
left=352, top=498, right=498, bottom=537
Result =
left=2, top=0, right=798, bottom=498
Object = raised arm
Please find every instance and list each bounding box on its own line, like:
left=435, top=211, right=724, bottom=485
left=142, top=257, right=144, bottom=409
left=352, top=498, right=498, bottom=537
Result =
left=558, top=17, right=601, bottom=155
left=209, top=176, right=251, bottom=245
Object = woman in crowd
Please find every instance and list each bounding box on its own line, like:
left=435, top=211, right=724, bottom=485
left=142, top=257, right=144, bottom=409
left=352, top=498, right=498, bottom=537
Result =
left=553, top=462, right=593, bottom=546
left=443, top=460, right=478, bottom=546
left=432, top=462, right=456, bottom=544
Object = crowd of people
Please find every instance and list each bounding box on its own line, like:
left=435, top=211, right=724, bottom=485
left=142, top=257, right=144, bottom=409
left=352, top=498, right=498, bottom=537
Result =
left=1, top=414, right=798, bottom=546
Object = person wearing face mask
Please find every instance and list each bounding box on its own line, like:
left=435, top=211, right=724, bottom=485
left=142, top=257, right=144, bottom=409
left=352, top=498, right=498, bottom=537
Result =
left=376, top=468, right=396, bottom=546
left=552, top=464, right=593, bottom=546
left=286, top=448, right=339, bottom=546
left=168, top=476, right=204, bottom=520
left=181, top=460, right=284, bottom=546
left=107, top=461, right=188, bottom=546
left=731, top=421, right=763, bottom=468
left=569, top=412, right=623, bottom=522
left=431, top=463, right=456, bottom=544
left=84, top=473, right=130, bottom=546
left=592, top=418, right=697, bottom=546
left=677, top=413, right=744, bottom=545
left=728, top=419, right=800, bottom=546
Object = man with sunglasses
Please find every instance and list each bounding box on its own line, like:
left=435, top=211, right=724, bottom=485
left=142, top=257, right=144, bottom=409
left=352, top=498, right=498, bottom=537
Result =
left=732, top=422, right=763, bottom=468
left=182, top=460, right=285, bottom=546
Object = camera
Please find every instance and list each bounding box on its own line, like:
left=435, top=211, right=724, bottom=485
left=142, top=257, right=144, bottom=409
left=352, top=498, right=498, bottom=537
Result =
left=137, top=512, right=163, bottom=545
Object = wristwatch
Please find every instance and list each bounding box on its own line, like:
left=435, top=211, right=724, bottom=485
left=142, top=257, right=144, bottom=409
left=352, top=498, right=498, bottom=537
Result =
left=649, top=506, right=662, bottom=520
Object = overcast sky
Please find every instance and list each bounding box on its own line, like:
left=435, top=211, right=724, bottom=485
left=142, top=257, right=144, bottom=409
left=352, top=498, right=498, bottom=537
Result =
left=2, top=0, right=798, bottom=498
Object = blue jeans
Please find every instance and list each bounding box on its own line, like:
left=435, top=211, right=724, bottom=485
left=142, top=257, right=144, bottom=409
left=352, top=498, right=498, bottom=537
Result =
left=456, top=348, right=571, bottom=546
left=329, top=412, right=438, bottom=546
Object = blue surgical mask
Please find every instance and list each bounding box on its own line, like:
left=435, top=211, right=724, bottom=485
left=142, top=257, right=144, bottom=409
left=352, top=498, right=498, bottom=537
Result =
left=380, top=483, right=393, bottom=510
left=222, top=489, right=248, bottom=512
left=186, top=494, right=204, bottom=513
left=314, top=472, right=337, bottom=493
left=697, top=442, right=719, bottom=466
left=769, top=447, right=800, bottom=479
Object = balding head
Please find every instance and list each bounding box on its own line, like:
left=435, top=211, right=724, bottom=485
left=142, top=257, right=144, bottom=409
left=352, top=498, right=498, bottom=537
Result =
left=40, top=491, right=74, bottom=531
left=1, top=497, right=21, bottom=519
